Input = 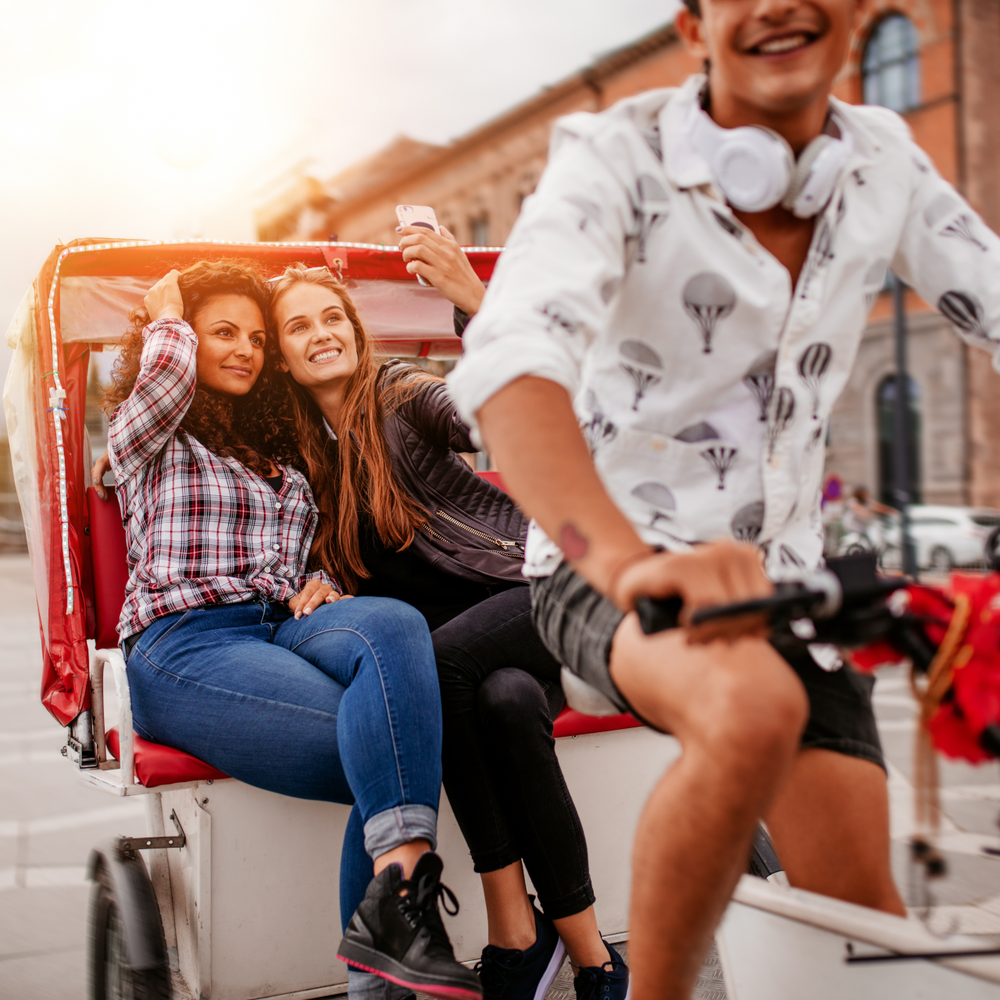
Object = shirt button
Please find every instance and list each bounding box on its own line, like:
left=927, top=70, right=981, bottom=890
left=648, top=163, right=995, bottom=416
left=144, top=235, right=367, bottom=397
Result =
left=274, top=502, right=281, bottom=510
left=273, top=544, right=280, bottom=551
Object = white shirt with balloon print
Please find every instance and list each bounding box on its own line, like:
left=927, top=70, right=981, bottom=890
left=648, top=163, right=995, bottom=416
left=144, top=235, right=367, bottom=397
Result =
left=449, top=75, right=1000, bottom=580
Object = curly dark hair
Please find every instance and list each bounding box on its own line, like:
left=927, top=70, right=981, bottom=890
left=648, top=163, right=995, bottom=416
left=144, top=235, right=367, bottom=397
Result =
left=682, top=0, right=700, bottom=14
left=102, top=260, right=281, bottom=476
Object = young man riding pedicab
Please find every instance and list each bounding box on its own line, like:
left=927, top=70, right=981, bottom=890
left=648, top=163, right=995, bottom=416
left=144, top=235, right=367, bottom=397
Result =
left=448, top=0, right=1000, bottom=996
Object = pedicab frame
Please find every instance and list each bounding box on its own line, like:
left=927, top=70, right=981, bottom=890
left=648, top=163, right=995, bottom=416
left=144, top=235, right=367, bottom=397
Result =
left=4, top=238, right=680, bottom=1000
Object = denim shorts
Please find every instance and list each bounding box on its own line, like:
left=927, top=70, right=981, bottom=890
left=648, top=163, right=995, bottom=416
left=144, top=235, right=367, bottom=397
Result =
left=530, top=560, right=885, bottom=771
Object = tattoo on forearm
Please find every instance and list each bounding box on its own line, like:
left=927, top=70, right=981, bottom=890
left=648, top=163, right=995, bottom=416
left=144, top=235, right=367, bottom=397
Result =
left=559, top=522, right=590, bottom=560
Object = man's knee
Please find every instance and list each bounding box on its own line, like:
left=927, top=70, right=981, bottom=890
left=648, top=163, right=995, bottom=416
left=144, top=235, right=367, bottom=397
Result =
left=611, top=621, right=807, bottom=766
left=699, top=658, right=808, bottom=769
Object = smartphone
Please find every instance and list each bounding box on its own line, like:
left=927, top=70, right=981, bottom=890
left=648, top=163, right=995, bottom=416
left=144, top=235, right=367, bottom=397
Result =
left=396, top=205, right=439, bottom=286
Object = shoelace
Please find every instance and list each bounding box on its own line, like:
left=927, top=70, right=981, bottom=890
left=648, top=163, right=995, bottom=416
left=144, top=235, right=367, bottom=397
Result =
left=574, top=958, right=625, bottom=1000
left=398, top=870, right=460, bottom=956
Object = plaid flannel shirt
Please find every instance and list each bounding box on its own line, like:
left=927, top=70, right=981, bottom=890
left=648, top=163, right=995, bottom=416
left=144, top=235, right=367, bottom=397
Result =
left=108, top=317, right=333, bottom=640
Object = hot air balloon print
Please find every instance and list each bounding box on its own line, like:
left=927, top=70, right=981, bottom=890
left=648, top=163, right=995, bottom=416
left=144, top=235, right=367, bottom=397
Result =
left=683, top=273, right=736, bottom=353
left=538, top=300, right=581, bottom=335
left=581, top=390, right=617, bottom=453
left=942, top=214, right=989, bottom=252
left=768, top=387, right=796, bottom=458
left=634, top=174, right=670, bottom=263
left=923, top=192, right=962, bottom=229
left=631, top=482, right=676, bottom=528
left=743, top=351, right=777, bottom=421
left=779, top=544, right=806, bottom=570
left=798, top=342, right=832, bottom=419
left=731, top=502, right=765, bottom=544
left=939, top=291, right=990, bottom=340
left=620, top=340, right=664, bottom=411
left=563, top=194, right=603, bottom=232
left=674, top=422, right=720, bottom=443
left=700, top=445, right=738, bottom=490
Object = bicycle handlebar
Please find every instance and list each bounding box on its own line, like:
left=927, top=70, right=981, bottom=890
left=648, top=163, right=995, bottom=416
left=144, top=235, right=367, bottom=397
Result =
left=634, top=553, right=917, bottom=659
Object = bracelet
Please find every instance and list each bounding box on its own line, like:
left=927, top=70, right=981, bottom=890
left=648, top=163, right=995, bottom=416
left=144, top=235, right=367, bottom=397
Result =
left=606, top=549, right=659, bottom=607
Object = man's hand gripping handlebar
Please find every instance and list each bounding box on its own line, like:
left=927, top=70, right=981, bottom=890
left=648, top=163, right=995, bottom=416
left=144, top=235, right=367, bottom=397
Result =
left=611, top=540, right=774, bottom=645
left=632, top=552, right=924, bottom=665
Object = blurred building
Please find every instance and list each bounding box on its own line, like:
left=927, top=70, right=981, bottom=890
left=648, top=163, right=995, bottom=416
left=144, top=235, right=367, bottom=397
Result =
left=259, top=1, right=1000, bottom=509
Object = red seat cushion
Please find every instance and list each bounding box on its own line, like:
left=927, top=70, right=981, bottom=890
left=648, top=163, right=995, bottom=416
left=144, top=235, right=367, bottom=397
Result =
left=106, top=727, right=229, bottom=788
left=552, top=707, right=642, bottom=738
left=87, top=486, right=130, bottom=650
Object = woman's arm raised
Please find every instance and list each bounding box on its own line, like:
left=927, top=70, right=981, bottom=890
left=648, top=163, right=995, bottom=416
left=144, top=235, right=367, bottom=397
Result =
left=108, top=271, right=200, bottom=483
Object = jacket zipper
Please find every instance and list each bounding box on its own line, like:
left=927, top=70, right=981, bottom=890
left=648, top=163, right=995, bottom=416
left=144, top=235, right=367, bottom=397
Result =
left=432, top=509, right=524, bottom=557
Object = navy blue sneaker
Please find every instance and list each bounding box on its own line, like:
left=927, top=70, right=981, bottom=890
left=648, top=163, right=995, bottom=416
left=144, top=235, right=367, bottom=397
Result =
left=573, top=942, right=629, bottom=1000
left=475, top=902, right=566, bottom=1000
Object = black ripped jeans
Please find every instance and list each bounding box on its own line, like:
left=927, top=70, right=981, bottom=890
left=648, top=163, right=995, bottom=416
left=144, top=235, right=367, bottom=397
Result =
left=433, top=585, right=596, bottom=920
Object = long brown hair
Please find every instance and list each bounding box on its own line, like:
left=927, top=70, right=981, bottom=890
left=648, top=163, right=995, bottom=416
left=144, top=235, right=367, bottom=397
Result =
left=102, top=260, right=278, bottom=476
left=265, top=265, right=440, bottom=592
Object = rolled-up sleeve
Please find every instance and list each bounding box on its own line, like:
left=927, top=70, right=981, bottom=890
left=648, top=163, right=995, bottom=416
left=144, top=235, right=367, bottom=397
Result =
left=448, top=119, right=636, bottom=429
left=108, top=318, right=199, bottom=482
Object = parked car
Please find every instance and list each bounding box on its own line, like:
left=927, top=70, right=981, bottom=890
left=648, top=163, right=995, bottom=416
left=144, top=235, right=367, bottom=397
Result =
left=902, top=505, right=1000, bottom=572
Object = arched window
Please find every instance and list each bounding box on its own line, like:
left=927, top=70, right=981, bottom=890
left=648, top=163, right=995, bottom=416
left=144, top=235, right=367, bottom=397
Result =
left=877, top=374, right=922, bottom=505
left=863, top=14, right=920, bottom=113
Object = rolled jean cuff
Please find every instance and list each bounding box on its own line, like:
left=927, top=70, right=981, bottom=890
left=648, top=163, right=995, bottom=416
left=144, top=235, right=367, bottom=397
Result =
left=363, top=804, right=438, bottom=859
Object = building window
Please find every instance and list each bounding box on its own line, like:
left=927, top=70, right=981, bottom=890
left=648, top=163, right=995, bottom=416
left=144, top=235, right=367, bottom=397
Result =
left=877, top=374, right=922, bottom=505
left=862, top=14, right=920, bottom=113
left=470, top=216, right=490, bottom=247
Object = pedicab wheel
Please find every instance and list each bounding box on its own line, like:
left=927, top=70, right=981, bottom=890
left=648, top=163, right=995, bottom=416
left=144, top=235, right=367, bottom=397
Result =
left=88, top=856, right=172, bottom=1000
left=747, top=825, right=782, bottom=881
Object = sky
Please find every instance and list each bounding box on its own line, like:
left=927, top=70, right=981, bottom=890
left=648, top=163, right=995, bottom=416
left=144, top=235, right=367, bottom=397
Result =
left=0, top=0, right=681, bottom=381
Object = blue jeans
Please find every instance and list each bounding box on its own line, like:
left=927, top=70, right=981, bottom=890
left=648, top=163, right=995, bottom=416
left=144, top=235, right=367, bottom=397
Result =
left=125, top=597, right=442, bottom=931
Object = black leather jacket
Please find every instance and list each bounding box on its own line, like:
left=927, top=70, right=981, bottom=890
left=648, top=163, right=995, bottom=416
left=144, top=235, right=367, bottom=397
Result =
left=350, top=360, right=528, bottom=585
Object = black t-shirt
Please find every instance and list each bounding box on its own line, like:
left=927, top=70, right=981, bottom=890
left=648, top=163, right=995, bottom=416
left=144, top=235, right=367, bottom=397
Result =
left=354, top=508, right=504, bottom=630
left=325, top=436, right=512, bottom=629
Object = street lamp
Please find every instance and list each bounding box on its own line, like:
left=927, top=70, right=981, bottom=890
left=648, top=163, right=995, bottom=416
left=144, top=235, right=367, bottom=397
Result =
left=891, top=272, right=918, bottom=578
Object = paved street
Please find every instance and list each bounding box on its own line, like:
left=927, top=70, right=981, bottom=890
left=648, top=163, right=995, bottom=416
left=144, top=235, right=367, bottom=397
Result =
left=3, top=552, right=1000, bottom=998
left=0, top=555, right=144, bottom=999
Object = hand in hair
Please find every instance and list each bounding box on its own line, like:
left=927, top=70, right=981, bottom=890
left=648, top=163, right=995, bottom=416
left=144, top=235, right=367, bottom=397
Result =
left=288, top=578, right=352, bottom=619
left=397, top=225, right=485, bottom=317
left=144, top=270, right=185, bottom=322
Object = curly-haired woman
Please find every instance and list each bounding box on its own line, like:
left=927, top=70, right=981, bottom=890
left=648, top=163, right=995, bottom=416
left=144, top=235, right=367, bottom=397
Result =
left=263, top=236, right=630, bottom=1000
left=103, top=261, right=481, bottom=1000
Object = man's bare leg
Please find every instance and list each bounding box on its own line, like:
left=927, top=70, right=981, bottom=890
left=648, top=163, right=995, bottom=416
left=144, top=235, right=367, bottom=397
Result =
left=610, top=616, right=809, bottom=1000
left=766, top=748, right=905, bottom=915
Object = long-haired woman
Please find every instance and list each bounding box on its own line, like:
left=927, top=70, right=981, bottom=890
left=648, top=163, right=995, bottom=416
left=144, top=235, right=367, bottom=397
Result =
left=263, top=237, right=630, bottom=1000
left=102, top=261, right=481, bottom=1000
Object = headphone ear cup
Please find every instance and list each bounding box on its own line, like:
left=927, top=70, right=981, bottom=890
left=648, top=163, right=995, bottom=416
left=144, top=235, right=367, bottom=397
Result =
left=784, top=132, right=852, bottom=218
left=783, top=135, right=835, bottom=215
left=693, top=119, right=794, bottom=213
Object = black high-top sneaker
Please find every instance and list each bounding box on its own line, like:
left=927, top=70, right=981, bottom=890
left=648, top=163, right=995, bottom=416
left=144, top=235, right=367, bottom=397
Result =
left=338, top=852, right=483, bottom=1000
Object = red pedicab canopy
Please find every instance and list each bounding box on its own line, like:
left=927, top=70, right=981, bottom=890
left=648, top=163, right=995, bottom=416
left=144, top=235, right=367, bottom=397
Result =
left=2, top=238, right=500, bottom=726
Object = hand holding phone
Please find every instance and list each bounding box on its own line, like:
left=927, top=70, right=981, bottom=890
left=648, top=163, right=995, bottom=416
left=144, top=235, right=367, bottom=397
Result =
left=396, top=205, right=439, bottom=286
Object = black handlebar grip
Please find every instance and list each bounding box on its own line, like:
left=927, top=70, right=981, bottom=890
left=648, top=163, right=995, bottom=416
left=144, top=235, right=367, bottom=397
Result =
left=636, top=595, right=684, bottom=635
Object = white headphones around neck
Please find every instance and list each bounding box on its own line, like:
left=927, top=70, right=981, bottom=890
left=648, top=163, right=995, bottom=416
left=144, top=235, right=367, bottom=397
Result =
left=687, top=102, right=853, bottom=217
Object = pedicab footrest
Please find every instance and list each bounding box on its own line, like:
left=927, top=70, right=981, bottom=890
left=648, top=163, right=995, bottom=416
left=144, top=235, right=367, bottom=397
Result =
left=106, top=727, right=229, bottom=788
left=551, top=708, right=642, bottom=738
